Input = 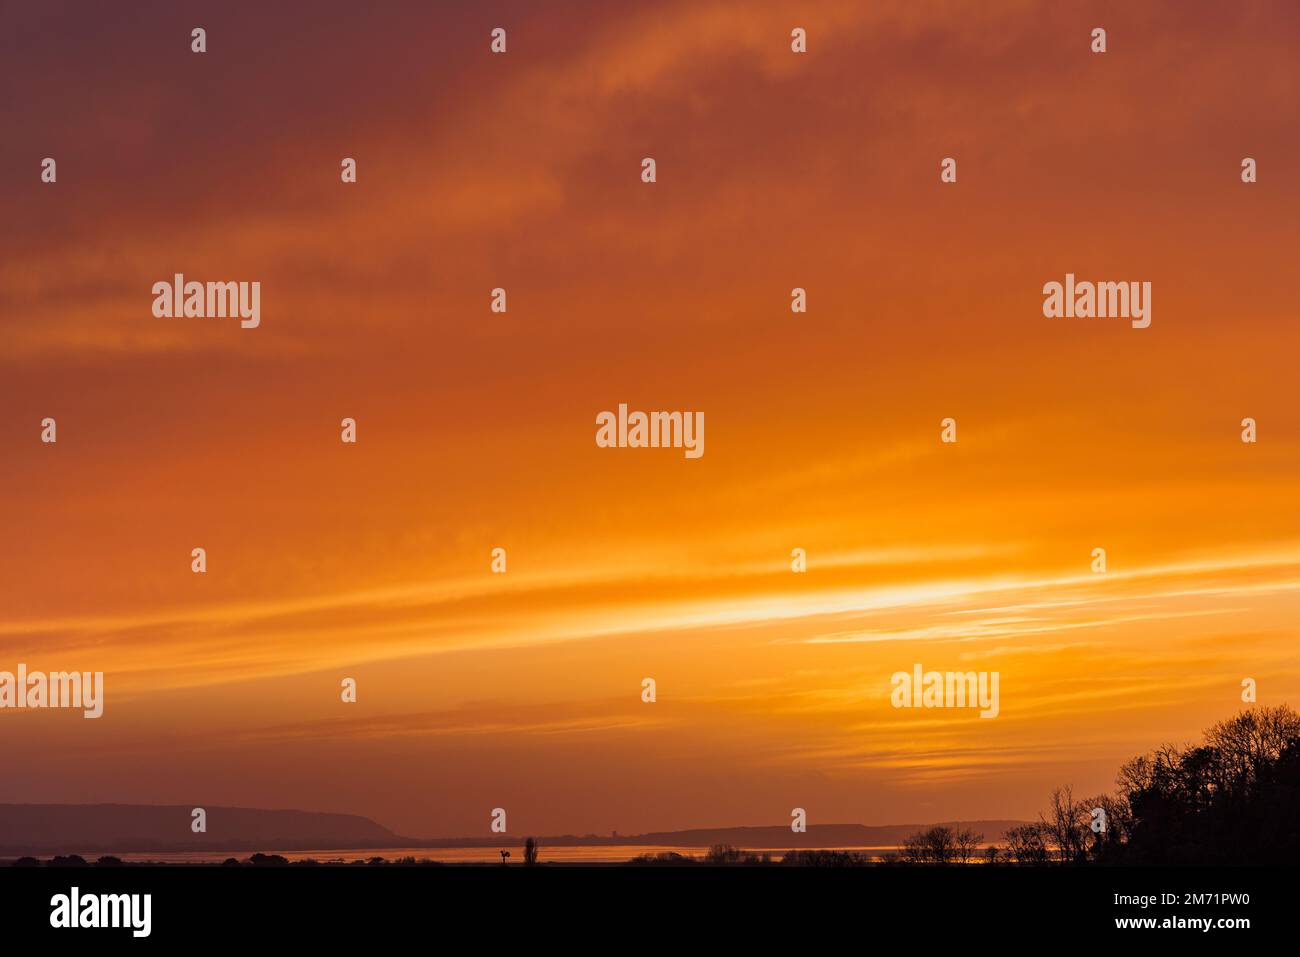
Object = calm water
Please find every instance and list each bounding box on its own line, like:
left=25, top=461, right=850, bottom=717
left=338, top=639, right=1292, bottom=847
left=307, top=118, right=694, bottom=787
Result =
left=104, top=845, right=902, bottom=864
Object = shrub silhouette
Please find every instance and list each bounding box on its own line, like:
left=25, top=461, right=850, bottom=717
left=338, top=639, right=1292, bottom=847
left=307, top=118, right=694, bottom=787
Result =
left=248, top=853, right=289, bottom=867
left=627, top=851, right=695, bottom=865
left=703, top=844, right=765, bottom=865
left=781, top=849, right=871, bottom=867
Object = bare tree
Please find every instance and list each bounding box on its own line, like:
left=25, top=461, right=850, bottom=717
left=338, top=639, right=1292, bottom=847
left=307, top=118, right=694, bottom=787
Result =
left=953, top=827, right=984, bottom=863
left=900, top=831, right=927, bottom=864
left=1081, top=792, right=1131, bottom=859
left=901, top=825, right=958, bottom=864
left=1204, top=705, right=1300, bottom=783
left=1040, top=786, right=1091, bottom=863
left=1004, top=823, right=1050, bottom=865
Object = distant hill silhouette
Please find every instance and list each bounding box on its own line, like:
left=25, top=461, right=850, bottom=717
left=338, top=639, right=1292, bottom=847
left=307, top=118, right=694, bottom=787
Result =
left=10, top=707, right=1294, bottom=863
left=0, top=803, right=1024, bottom=856
left=0, top=804, right=402, bottom=855
left=603, top=821, right=1026, bottom=850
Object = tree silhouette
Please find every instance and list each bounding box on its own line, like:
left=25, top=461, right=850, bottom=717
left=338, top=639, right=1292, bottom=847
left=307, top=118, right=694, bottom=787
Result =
left=1004, top=823, right=1050, bottom=864
left=1000, top=704, right=1300, bottom=865
left=1112, top=705, right=1300, bottom=864
left=900, top=825, right=982, bottom=864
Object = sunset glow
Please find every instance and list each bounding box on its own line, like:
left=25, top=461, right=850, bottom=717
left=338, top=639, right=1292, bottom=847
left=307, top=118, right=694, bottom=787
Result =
left=3, top=0, right=1299, bottom=840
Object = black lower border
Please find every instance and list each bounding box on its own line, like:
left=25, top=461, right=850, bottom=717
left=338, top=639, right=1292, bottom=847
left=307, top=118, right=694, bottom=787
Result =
left=0, top=864, right=1279, bottom=942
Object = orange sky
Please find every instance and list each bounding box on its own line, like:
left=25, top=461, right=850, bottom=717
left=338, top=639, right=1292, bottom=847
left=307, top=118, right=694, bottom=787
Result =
left=2, top=0, right=1299, bottom=838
